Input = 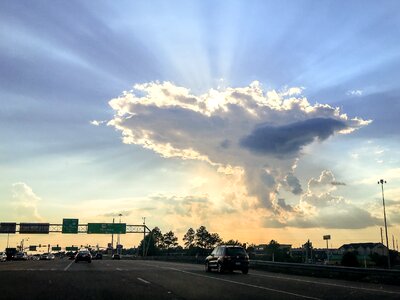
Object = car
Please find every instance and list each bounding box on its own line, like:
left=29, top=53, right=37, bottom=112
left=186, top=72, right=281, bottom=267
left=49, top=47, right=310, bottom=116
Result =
left=112, top=254, right=120, bottom=260
left=75, top=249, right=92, bottom=263
left=66, top=251, right=76, bottom=259
left=93, top=253, right=103, bottom=260
left=13, top=252, right=28, bottom=261
left=205, top=245, right=249, bottom=274
left=40, top=253, right=55, bottom=260
left=32, top=254, right=41, bottom=261
left=0, top=252, right=6, bottom=262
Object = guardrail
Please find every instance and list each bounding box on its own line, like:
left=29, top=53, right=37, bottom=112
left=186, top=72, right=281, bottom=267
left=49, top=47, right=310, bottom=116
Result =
left=249, top=260, right=400, bottom=285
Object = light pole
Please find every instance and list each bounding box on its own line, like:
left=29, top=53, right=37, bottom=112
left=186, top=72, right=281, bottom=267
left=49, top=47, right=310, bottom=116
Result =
left=117, top=213, right=122, bottom=254
left=378, top=179, right=390, bottom=269
left=142, top=217, right=146, bottom=257
left=111, top=218, right=115, bottom=256
left=20, top=238, right=29, bottom=252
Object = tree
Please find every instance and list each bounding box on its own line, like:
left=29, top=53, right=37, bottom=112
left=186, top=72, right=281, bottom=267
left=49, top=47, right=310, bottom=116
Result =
left=266, top=240, right=280, bottom=253
left=341, top=251, right=360, bottom=267
left=138, top=232, right=157, bottom=256
left=195, top=226, right=210, bottom=248
left=207, top=233, right=222, bottom=249
left=183, top=228, right=195, bottom=249
left=151, top=227, right=164, bottom=249
left=163, top=230, right=178, bottom=249
left=224, top=239, right=243, bottom=246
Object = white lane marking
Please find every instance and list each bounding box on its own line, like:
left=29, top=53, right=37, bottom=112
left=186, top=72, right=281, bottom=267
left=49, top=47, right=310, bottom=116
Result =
left=160, top=266, right=320, bottom=300
left=141, top=261, right=400, bottom=296
left=137, top=277, right=151, bottom=284
left=250, top=272, right=400, bottom=295
left=116, top=268, right=122, bottom=271
left=64, top=261, right=74, bottom=271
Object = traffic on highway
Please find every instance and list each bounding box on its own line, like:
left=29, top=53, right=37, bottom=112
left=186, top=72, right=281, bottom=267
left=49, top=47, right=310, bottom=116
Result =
left=0, top=254, right=399, bottom=300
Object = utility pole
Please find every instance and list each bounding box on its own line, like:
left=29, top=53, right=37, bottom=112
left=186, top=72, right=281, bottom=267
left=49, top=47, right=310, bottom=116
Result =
left=380, top=227, right=383, bottom=244
left=378, top=179, right=390, bottom=269
left=392, top=235, right=395, bottom=250
left=117, top=213, right=122, bottom=255
left=111, top=218, right=115, bottom=256
left=142, top=217, right=146, bottom=257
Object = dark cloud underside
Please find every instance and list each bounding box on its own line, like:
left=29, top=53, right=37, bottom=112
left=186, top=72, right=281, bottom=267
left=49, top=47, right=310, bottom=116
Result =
left=240, top=118, right=347, bottom=157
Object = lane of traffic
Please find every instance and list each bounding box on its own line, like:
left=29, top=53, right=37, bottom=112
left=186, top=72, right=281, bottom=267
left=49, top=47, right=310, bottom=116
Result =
left=128, top=260, right=400, bottom=300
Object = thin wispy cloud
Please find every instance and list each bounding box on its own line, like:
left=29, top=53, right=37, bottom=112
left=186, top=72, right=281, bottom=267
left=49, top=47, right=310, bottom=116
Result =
left=346, top=90, right=363, bottom=96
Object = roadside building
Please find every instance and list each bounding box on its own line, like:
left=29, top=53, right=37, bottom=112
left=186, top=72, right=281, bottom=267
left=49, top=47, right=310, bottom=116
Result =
left=338, top=242, right=388, bottom=256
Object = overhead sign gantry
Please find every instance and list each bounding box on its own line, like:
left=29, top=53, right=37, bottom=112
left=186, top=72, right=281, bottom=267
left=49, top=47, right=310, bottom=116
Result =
left=0, top=220, right=149, bottom=234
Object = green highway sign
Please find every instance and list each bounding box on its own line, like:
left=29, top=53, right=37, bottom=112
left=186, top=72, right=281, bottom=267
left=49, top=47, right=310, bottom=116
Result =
left=0, top=222, right=16, bottom=234
left=62, top=218, right=79, bottom=234
left=52, top=246, right=61, bottom=251
left=66, top=246, right=78, bottom=251
left=87, top=223, right=126, bottom=234
left=20, top=223, right=49, bottom=234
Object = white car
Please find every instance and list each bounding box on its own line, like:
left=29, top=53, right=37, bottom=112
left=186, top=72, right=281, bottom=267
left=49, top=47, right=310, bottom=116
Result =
left=0, top=252, right=6, bottom=262
left=40, top=253, right=55, bottom=260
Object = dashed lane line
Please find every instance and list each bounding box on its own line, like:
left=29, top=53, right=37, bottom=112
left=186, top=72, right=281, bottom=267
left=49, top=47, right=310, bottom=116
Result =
left=137, top=277, right=151, bottom=284
left=63, top=261, right=74, bottom=271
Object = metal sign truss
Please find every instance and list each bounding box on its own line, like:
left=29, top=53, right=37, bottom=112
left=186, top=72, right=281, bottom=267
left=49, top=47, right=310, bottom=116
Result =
left=3, top=224, right=150, bottom=234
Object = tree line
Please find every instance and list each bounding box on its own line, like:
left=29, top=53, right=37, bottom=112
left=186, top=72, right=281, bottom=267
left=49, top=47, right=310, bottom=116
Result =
left=138, top=225, right=245, bottom=256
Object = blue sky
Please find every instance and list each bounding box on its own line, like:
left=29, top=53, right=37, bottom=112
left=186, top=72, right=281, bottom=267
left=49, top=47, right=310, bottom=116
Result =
left=1, top=0, right=399, bottom=249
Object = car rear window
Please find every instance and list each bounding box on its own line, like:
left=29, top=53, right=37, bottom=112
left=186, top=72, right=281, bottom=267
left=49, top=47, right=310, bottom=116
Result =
left=226, top=247, right=246, bottom=255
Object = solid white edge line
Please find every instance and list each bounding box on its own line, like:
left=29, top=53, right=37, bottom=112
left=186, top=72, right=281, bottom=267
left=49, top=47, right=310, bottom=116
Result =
left=137, top=277, right=151, bottom=284
left=249, top=272, right=400, bottom=295
left=64, top=261, right=74, bottom=271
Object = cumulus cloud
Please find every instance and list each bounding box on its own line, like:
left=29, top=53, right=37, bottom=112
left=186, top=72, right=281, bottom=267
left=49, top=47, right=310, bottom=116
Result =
left=283, top=173, right=303, bottom=195
left=107, top=81, right=371, bottom=226
left=12, top=182, right=42, bottom=221
left=268, top=170, right=380, bottom=229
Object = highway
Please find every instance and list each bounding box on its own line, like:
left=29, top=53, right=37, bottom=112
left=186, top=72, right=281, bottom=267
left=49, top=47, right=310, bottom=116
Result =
left=0, top=259, right=399, bottom=299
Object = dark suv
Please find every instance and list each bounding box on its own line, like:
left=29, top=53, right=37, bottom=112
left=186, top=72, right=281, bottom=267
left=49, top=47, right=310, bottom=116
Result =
left=75, top=249, right=92, bottom=263
left=205, top=245, right=249, bottom=274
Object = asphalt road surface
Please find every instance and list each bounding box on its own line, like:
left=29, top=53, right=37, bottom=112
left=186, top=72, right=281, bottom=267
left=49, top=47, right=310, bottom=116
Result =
left=0, top=259, right=399, bottom=300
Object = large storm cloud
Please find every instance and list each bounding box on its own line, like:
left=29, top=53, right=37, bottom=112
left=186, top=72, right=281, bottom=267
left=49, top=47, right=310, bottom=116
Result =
left=106, top=81, right=371, bottom=227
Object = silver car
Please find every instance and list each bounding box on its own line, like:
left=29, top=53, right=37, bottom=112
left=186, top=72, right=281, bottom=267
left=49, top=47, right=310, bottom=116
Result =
left=0, top=252, right=6, bottom=262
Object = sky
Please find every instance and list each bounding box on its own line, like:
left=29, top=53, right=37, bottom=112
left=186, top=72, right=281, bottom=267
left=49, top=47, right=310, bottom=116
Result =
left=1, top=0, right=400, bottom=251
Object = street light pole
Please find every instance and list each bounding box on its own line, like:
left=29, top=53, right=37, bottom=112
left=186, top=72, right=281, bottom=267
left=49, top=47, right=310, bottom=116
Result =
left=378, top=179, right=390, bottom=269
left=111, top=218, right=115, bottom=256
left=142, top=217, right=146, bottom=257
left=117, top=213, right=122, bottom=254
